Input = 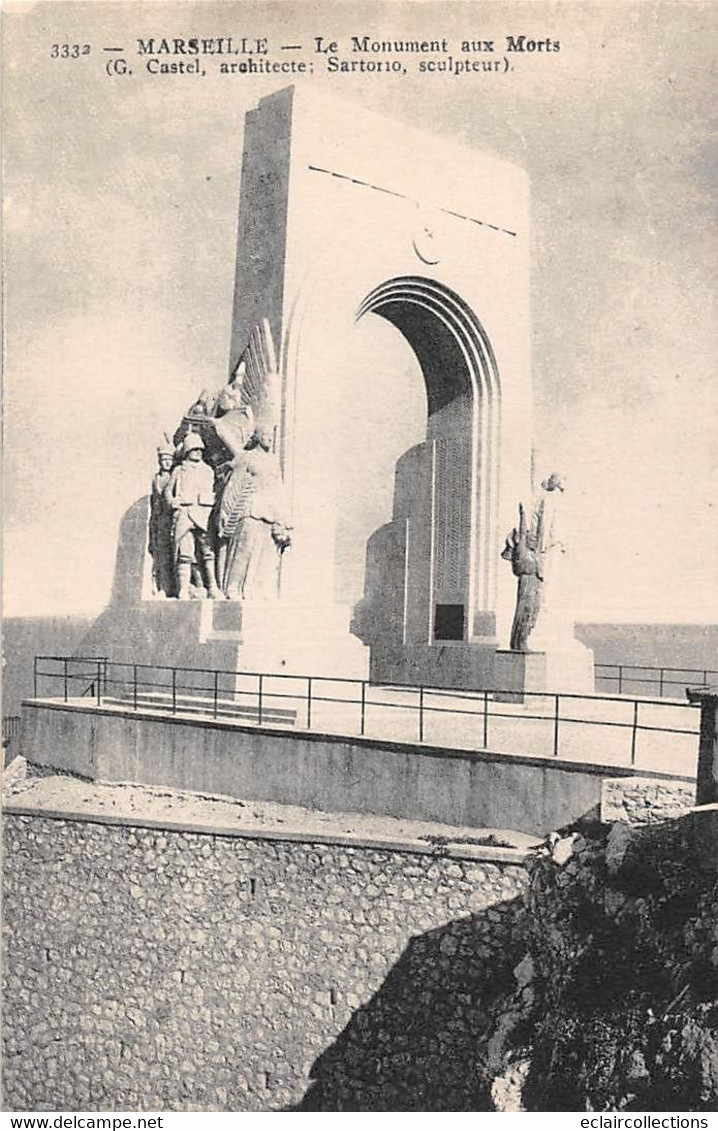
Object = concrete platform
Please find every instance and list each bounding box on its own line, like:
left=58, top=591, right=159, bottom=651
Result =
left=18, top=697, right=695, bottom=837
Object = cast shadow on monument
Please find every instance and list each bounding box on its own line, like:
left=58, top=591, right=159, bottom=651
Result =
left=350, top=523, right=395, bottom=649
left=109, top=498, right=151, bottom=608
left=292, top=895, right=529, bottom=1112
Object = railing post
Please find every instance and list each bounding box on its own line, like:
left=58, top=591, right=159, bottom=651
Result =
left=257, top=674, right=263, bottom=726
left=171, top=668, right=177, bottom=714
left=483, top=690, right=489, bottom=748
left=553, top=694, right=560, bottom=757
left=419, top=687, right=424, bottom=743
left=63, top=658, right=69, bottom=703
left=33, top=656, right=38, bottom=699
left=213, top=670, right=219, bottom=719
left=618, top=665, right=623, bottom=695
left=307, top=677, right=313, bottom=730
left=630, top=700, right=639, bottom=765
left=360, top=680, right=366, bottom=736
left=96, top=661, right=102, bottom=707
left=133, top=664, right=138, bottom=711
left=686, top=686, right=718, bottom=806
left=659, top=668, right=665, bottom=698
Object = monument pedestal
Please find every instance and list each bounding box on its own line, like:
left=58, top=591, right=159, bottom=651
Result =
left=494, top=640, right=594, bottom=703
left=369, top=639, right=498, bottom=691
left=202, top=599, right=369, bottom=679
left=78, top=498, right=368, bottom=682
left=79, top=597, right=368, bottom=682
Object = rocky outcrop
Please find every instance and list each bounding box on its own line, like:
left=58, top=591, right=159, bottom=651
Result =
left=487, top=814, right=718, bottom=1112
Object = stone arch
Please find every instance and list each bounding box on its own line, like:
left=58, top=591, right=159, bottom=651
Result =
left=227, top=87, right=534, bottom=681
left=356, top=276, right=501, bottom=635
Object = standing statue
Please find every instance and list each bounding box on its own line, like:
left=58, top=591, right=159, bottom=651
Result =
left=219, top=428, right=291, bottom=600
left=148, top=436, right=176, bottom=597
left=502, top=499, right=546, bottom=651
left=165, top=433, right=221, bottom=600
left=530, top=471, right=569, bottom=646
left=204, top=320, right=289, bottom=599
left=207, top=377, right=256, bottom=590
left=502, top=471, right=567, bottom=651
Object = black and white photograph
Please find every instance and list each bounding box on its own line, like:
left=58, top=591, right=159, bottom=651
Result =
left=2, top=0, right=717, bottom=1116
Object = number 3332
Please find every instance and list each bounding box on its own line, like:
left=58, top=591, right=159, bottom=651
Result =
left=50, top=44, right=91, bottom=58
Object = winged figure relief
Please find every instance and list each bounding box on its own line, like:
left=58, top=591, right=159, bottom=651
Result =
left=218, top=434, right=291, bottom=600
left=218, top=455, right=255, bottom=542
left=235, top=318, right=281, bottom=448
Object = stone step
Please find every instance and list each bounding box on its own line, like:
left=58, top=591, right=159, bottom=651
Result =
left=103, top=690, right=297, bottom=726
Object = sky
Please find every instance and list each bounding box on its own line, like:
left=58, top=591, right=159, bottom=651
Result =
left=3, top=0, right=717, bottom=623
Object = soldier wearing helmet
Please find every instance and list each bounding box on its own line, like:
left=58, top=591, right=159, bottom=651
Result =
left=148, top=436, right=177, bottom=597
left=164, top=432, right=221, bottom=600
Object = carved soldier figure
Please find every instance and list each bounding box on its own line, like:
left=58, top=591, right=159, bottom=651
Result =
left=157, top=318, right=290, bottom=601
left=165, top=433, right=221, bottom=600
left=148, top=437, right=176, bottom=597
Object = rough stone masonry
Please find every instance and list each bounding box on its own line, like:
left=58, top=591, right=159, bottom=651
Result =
left=2, top=813, right=527, bottom=1111
left=3, top=787, right=716, bottom=1111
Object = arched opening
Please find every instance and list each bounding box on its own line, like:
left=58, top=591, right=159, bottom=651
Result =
left=332, top=316, right=427, bottom=605
left=354, top=276, right=501, bottom=650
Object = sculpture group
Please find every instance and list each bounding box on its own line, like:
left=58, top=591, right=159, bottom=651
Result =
left=148, top=321, right=291, bottom=602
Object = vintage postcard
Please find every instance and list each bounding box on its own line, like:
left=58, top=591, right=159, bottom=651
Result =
left=3, top=0, right=717, bottom=1116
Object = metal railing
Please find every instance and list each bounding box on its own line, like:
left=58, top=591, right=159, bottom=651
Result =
left=31, top=655, right=701, bottom=770
left=595, top=662, right=717, bottom=698
left=33, top=655, right=108, bottom=705
left=3, top=716, right=22, bottom=743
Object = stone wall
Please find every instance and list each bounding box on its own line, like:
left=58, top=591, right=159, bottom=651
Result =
left=2, top=814, right=527, bottom=1112
left=4, top=807, right=716, bottom=1113
left=601, top=776, right=696, bottom=826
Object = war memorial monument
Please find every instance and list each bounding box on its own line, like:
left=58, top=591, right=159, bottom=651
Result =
left=79, top=84, right=594, bottom=698
left=4, top=68, right=717, bottom=1116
